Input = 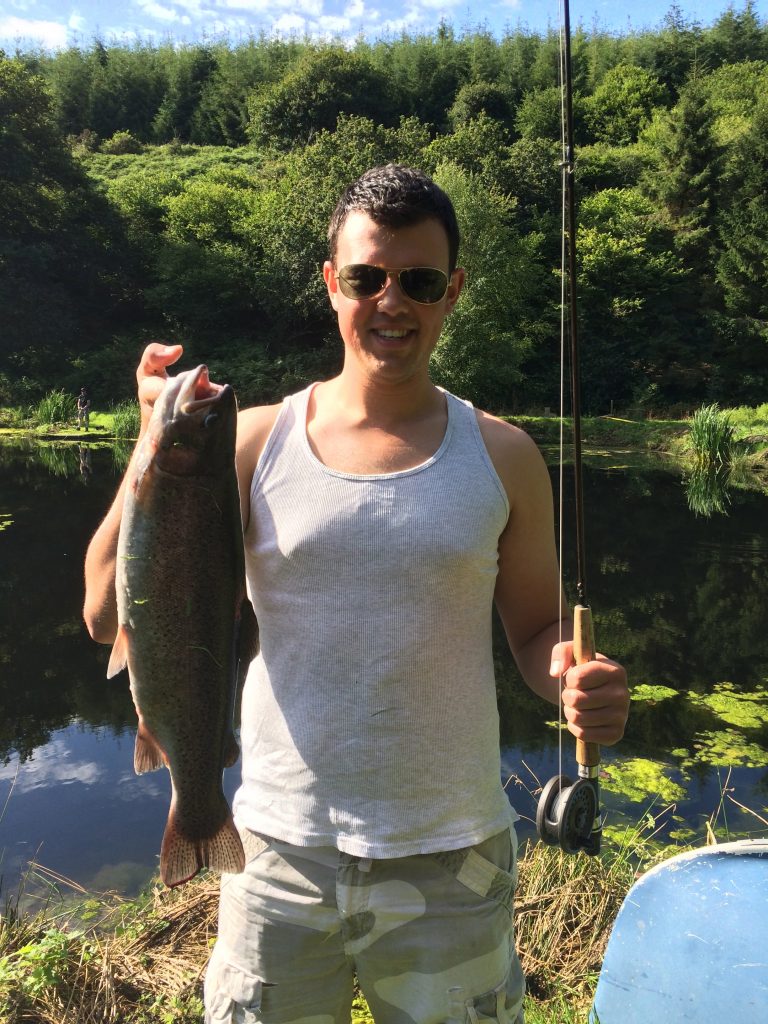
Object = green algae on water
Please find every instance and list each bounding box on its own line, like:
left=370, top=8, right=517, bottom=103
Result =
left=687, top=682, right=768, bottom=730
left=681, top=728, right=768, bottom=769
left=601, top=757, right=687, bottom=804
left=630, top=684, right=679, bottom=704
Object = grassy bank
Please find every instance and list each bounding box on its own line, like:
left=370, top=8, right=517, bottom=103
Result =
left=1, top=841, right=635, bottom=1024
left=4, top=398, right=767, bottom=476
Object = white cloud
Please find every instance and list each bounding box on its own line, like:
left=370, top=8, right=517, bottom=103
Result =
left=344, top=0, right=365, bottom=17
left=272, top=12, right=308, bottom=34
left=317, top=14, right=352, bottom=33
left=135, top=0, right=187, bottom=23
left=68, top=11, right=87, bottom=32
left=0, top=738, right=103, bottom=792
left=0, top=16, right=68, bottom=48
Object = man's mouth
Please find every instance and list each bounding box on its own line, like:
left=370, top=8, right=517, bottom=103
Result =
left=373, top=328, right=412, bottom=339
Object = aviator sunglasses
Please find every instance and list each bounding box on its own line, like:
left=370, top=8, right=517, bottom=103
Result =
left=335, top=264, right=451, bottom=304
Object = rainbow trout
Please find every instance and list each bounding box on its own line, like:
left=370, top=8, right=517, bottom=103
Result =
left=107, top=365, right=256, bottom=886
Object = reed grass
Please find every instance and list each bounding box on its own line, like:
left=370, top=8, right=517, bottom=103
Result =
left=32, top=391, right=76, bottom=429
left=688, top=403, right=735, bottom=468
left=110, top=400, right=141, bottom=440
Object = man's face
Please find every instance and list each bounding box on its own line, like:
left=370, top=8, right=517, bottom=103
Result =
left=323, top=211, right=464, bottom=387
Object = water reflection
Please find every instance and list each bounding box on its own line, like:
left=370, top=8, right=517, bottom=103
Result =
left=1, top=439, right=767, bottom=898
left=684, top=463, right=732, bottom=517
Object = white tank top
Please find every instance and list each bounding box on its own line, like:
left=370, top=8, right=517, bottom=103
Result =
left=233, top=384, right=518, bottom=857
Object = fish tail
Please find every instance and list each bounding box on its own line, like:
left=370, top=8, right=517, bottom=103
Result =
left=160, top=803, right=245, bottom=888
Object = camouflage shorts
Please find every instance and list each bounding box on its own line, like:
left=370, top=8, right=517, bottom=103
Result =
left=204, top=825, right=525, bottom=1024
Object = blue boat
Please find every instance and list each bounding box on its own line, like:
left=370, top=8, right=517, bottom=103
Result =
left=590, top=840, right=768, bottom=1023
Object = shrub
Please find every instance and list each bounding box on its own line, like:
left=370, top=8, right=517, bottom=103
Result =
left=101, top=131, right=143, bottom=155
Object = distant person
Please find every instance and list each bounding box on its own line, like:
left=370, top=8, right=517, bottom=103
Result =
left=77, top=388, right=91, bottom=431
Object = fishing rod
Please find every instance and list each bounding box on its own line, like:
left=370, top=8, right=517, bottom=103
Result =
left=535, top=0, right=601, bottom=856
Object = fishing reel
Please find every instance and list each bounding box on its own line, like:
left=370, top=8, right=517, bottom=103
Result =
left=536, top=771, right=601, bottom=856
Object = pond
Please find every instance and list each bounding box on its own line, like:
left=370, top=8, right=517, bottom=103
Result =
left=1, top=438, right=767, bottom=907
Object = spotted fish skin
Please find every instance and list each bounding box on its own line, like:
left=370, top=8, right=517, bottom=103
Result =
left=108, top=365, right=256, bottom=887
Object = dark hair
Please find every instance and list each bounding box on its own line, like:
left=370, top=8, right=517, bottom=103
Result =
left=328, top=165, right=460, bottom=272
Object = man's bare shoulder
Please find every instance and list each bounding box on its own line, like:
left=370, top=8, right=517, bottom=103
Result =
left=475, top=408, right=544, bottom=463
left=475, top=403, right=552, bottom=507
left=236, top=403, right=283, bottom=469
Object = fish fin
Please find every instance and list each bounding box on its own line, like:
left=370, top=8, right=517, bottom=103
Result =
left=134, top=717, right=167, bottom=774
left=223, top=732, right=240, bottom=769
left=106, top=625, right=130, bottom=679
left=160, top=807, right=245, bottom=888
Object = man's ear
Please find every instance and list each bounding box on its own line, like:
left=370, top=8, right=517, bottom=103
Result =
left=323, top=261, right=339, bottom=312
left=445, top=267, right=465, bottom=314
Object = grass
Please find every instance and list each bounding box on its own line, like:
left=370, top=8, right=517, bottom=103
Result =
left=111, top=400, right=141, bottom=440
left=0, top=839, right=638, bottom=1024
left=33, top=390, right=77, bottom=429
left=2, top=792, right=765, bottom=1023
left=687, top=403, right=735, bottom=468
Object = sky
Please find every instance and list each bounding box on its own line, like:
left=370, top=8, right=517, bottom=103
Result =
left=0, top=0, right=765, bottom=53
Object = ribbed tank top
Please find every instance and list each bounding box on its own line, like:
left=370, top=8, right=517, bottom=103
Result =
left=233, top=384, right=518, bottom=857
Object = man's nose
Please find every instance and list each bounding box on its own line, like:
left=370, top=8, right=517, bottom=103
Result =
left=377, top=271, right=410, bottom=309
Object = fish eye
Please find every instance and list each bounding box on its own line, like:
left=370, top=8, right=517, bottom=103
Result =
left=203, top=413, right=219, bottom=428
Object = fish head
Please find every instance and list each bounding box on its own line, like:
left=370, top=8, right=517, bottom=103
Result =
left=146, top=366, right=237, bottom=477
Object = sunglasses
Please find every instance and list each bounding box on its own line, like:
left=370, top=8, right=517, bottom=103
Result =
left=335, top=264, right=451, bottom=304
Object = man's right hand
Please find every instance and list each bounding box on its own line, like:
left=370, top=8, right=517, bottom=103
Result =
left=137, top=343, right=184, bottom=435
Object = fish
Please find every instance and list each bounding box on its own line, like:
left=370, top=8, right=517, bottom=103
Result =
left=106, top=364, right=257, bottom=887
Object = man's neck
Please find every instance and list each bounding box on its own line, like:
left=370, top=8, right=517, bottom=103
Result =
left=318, top=366, right=443, bottom=427
left=307, top=371, right=448, bottom=474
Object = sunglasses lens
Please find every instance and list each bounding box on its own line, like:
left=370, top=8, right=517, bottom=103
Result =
left=337, top=265, right=387, bottom=299
left=336, top=265, right=450, bottom=303
left=400, top=268, right=449, bottom=303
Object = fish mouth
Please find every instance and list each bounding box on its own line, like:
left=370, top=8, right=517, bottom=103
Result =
left=176, top=366, right=233, bottom=421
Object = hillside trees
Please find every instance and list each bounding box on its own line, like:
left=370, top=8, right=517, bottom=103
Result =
left=3, top=18, right=768, bottom=410
left=429, top=163, right=545, bottom=410
left=247, top=48, right=400, bottom=150
left=152, top=46, right=217, bottom=143
left=583, top=63, right=667, bottom=145
left=0, top=58, right=128, bottom=396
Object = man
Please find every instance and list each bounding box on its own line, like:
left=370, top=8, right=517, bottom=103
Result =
left=84, top=165, right=629, bottom=1024
left=77, top=387, right=91, bottom=430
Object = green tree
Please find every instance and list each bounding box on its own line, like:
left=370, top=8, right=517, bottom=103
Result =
left=575, top=188, right=699, bottom=410
left=447, top=81, right=514, bottom=131
left=247, top=47, right=400, bottom=151
left=584, top=63, right=667, bottom=145
left=423, top=114, right=511, bottom=185
left=716, top=95, right=768, bottom=381
left=41, top=45, right=94, bottom=136
left=367, top=27, right=468, bottom=130
left=84, top=42, right=166, bottom=142
left=706, top=1, right=767, bottom=67
left=640, top=74, right=723, bottom=287
left=641, top=5, right=704, bottom=96
left=152, top=45, right=217, bottom=143
left=146, top=170, right=261, bottom=336
left=702, top=59, right=768, bottom=146
left=0, top=58, right=127, bottom=388
left=430, top=162, right=544, bottom=411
